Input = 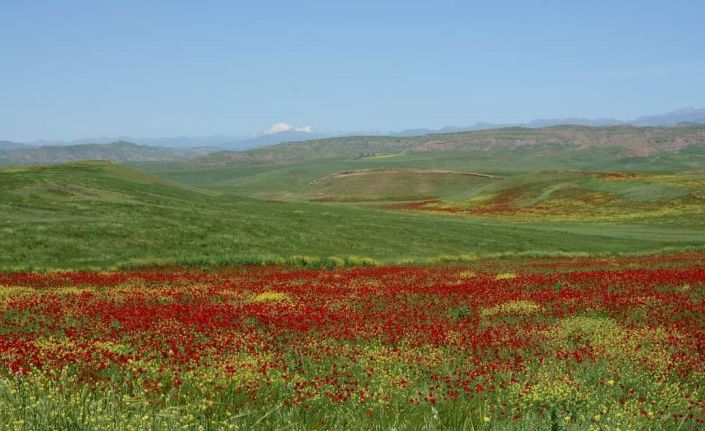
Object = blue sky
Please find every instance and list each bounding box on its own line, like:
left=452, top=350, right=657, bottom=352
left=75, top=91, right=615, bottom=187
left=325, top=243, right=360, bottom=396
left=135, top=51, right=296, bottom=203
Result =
left=2, top=0, right=704, bottom=141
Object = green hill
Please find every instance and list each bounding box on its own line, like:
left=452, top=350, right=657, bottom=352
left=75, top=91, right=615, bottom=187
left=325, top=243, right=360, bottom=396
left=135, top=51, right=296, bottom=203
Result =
left=2, top=161, right=703, bottom=270
left=139, top=126, right=705, bottom=203
left=304, top=169, right=496, bottom=202
left=0, top=140, right=215, bottom=165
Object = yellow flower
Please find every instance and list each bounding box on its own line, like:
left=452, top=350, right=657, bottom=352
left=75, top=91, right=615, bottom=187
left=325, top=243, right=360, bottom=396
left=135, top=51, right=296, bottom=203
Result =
left=481, top=300, right=542, bottom=317
left=252, top=291, right=292, bottom=303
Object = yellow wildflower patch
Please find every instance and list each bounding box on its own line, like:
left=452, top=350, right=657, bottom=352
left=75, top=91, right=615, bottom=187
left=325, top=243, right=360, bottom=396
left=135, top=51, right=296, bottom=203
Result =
left=56, top=287, right=94, bottom=296
left=252, top=291, right=292, bottom=303
left=0, top=286, right=36, bottom=300
left=481, top=300, right=542, bottom=317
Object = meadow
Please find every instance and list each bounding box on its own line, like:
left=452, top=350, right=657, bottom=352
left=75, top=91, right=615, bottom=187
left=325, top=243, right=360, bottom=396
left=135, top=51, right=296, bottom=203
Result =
left=3, top=161, right=705, bottom=272
left=1, top=252, right=704, bottom=430
left=2, top=127, right=705, bottom=430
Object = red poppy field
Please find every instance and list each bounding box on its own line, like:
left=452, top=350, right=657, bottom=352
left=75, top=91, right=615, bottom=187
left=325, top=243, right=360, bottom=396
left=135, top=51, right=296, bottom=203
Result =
left=2, top=253, right=705, bottom=430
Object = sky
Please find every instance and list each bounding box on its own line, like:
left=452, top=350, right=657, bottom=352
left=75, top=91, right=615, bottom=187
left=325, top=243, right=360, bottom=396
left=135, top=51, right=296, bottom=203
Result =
left=1, top=0, right=704, bottom=142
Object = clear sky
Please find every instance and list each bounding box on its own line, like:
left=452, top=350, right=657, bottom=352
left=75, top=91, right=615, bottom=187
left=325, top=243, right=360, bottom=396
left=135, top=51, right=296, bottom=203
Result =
left=2, top=0, right=704, bottom=141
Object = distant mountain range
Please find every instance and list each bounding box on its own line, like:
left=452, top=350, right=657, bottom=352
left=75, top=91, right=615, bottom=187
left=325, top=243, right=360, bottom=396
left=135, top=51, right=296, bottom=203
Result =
left=5, top=108, right=703, bottom=151
left=394, top=107, right=705, bottom=136
left=17, top=130, right=334, bottom=151
left=631, top=107, right=705, bottom=126
left=0, top=140, right=32, bottom=151
left=1, top=108, right=704, bottom=167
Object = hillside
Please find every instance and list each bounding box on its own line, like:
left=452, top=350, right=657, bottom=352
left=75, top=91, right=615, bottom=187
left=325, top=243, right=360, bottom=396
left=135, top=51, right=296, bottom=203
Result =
left=383, top=170, right=705, bottom=224
left=190, top=125, right=705, bottom=166
left=0, top=160, right=211, bottom=202
left=166, top=162, right=705, bottom=226
left=143, top=141, right=705, bottom=203
left=304, top=169, right=496, bottom=202
left=2, top=161, right=703, bottom=270
left=0, top=140, right=216, bottom=165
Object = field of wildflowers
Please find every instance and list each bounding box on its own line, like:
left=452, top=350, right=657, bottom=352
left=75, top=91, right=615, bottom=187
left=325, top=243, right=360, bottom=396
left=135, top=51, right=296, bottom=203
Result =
left=1, top=252, right=705, bottom=430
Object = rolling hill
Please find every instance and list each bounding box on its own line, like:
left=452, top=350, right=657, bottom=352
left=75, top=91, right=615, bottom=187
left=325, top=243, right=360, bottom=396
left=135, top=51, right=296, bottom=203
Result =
left=3, top=161, right=703, bottom=271
left=382, top=170, right=705, bottom=224
left=0, top=140, right=217, bottom=165
left=304, top=169, right=496, bottom=202
left=3, top=125, right=705, bottom=271
left=141, top=127, right=705, bottom=202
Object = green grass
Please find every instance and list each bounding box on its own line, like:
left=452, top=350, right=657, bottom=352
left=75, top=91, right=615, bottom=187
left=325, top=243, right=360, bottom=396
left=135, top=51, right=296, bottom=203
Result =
left=2, top=161, right=704, bottom=271
left=140, top=153, right=705, bottom=226
left=137, top=148, right=614, bottom=197
left=304, top=169, right=495, bottom=202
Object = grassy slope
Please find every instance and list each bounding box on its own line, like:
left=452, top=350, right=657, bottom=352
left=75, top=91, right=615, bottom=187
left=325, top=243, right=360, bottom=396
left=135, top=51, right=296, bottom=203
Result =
left=304, top=169, right=496, bottom=202
left=2, top=161, right=702, bottom=271
left=405, top=170, right=705, bottom=224
left=136, top=150, right=601, bottom=200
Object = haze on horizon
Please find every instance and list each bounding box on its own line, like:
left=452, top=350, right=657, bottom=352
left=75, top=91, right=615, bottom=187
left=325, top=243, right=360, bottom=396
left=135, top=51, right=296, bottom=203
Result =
left=1, top=0, right=704, bottom=142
